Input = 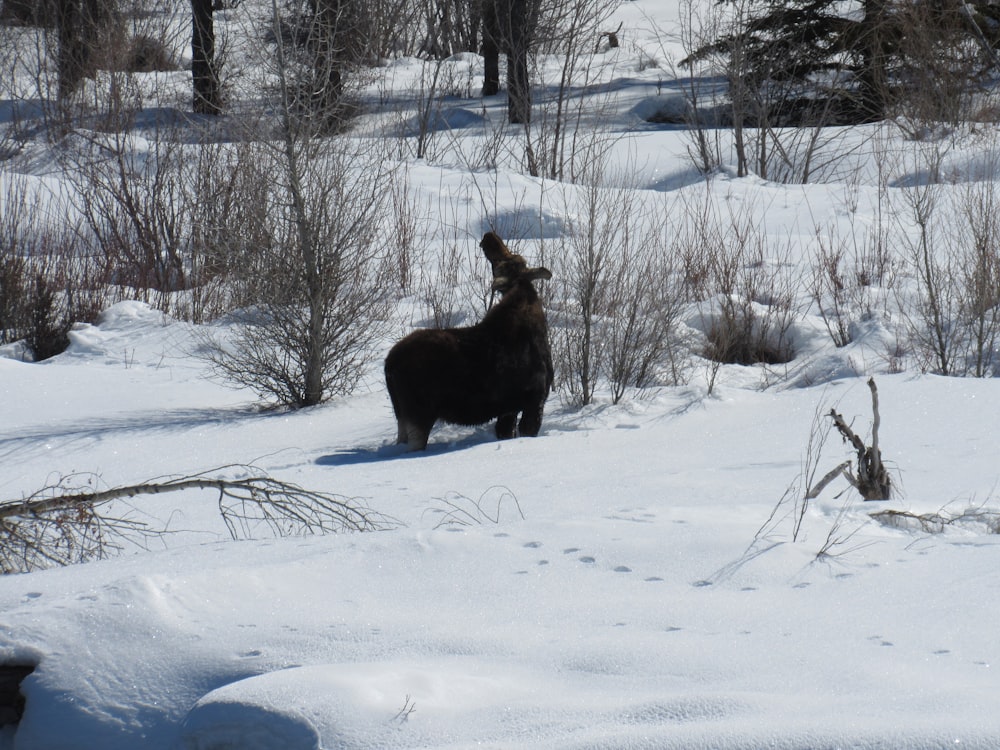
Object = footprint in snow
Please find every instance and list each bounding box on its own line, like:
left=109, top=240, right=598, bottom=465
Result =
left=868, top=635, right=893, bottom=647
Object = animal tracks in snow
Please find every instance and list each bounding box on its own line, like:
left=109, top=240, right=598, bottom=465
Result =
left=497, top=531, right=665, bottom=583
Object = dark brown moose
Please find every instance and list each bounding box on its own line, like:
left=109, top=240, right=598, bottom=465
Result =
left=384, top=232, right=554, bottom=451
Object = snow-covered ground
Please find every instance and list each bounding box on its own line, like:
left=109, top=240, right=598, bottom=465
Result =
left=3, top=1, right=1000, bottom=748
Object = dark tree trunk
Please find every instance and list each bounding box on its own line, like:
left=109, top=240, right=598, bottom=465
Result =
left=480, top=0, right=501, bottom=96
left=191, top=0, right=222, bottom=115
left=57, top=0, right=87, bottom=101
left=857, top=0, right=890, bottom=121
left=506, top=0, right=533, bottom=124
left=56, top=0, right=114, bottom=103
left=1, top=0, right=58, bottom=26
left=308, top=0, right=348, bottom=129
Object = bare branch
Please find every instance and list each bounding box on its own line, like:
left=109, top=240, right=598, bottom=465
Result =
left=805, top=461, right=852, bottom=500
left=1, top=466, right=394, bottom=574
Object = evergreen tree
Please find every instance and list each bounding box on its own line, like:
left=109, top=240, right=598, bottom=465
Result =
left=688, top=0, right=1000, bottom=124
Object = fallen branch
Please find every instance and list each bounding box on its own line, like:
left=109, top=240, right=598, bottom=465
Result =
left=871, top=506, right=1000, bottom=535
left=829, top=378, right=892, bottom=501
left=804, top=460, right=852, bottom=500
left=1, top=466, right=394, bottom=574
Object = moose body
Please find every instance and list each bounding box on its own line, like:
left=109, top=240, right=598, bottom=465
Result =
left=384, top=232, right=553, bottom=451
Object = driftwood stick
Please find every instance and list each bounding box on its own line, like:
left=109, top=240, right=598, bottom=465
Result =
left=867, top=377, right=884, bottom=485
left=805, top=460, right=852, bottom=499
left=828, top=379, right=891, bottom=501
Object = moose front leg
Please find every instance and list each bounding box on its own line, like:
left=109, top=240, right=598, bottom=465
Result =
left=517, top=398, right=545, bottom=437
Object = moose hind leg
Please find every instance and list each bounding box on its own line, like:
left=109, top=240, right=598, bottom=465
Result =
left=495, top=413, right=517, bottom=440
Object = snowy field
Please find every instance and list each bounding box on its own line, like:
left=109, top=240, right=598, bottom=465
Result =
left=3, top=0, right=1000, bottom=748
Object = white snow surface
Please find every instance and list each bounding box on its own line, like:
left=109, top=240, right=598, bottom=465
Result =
left=4, top=306, right=1000, bottom=749
left=3, top=1, right=1000, bottom=748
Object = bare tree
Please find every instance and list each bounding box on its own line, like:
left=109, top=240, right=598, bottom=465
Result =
left=190, top=0, right=222, bottom=114
left=56, top=0, right=120, bottom=104
left=200, top=2, right=395, bottom=408
left=481, top=0, right=542, bottom=123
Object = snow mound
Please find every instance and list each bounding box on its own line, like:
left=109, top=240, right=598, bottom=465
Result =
left=178, top=660, right=584, bottom=749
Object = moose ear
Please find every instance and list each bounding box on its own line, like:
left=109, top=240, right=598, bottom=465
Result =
left=527, top=267, right=552, bottom=282
left=480, top=231, right=513, bottom=265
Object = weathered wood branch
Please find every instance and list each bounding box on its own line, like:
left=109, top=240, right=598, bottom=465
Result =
left=1, top=466, right=393, bottom=574
left=804, top=460, right=852, bottom=500
left=828, top=378, right=892, bottom=501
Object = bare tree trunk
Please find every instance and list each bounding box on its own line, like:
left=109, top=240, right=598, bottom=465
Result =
left=57, top=0, right=88, bottom=102
left=506, top=0, right=534, bottom=124
left=481, top=0, right=501, bottom=95
left=307, top=0, right=351, bottom=129
left=858, top=0, right=890, bottom=121
left=191, top=0, right=222, bottom=115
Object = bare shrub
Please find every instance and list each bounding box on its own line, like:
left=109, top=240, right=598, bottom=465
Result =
left=68, top=130, right=190, bottom=311
left=0, top=254, right=29, bottom=347
left=953, top=179, right=1000, bottom=376
left=701, top=215, right=798, bottom=367
left=122, top=34, right=177, bottom=73
left=809, top=215, right=896, bottom=348
left=526, top=0, right=625, bottom=181
left=184, top=140, right=276, bottom=322
left=199, top=137, right=397, bottom=408
left=675, top=0, right=725, bottom=174
left=419, top=235, right=488, bottom=330
left=891, top=0, right=993, bottom=137
left=549, top=162, right=688, bottom=405
left=604, top=213, right=690, bottom=403
left=0, top=180, right=105, bottom=359
left=548, top=178, right=623, bottom=405
left=386, top=168, right=429, bottom=296
left=898, top=169, right=1000, bottom=377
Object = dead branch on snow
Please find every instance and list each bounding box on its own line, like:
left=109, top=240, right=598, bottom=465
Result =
left=1, top=466, right=392, bottom=574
